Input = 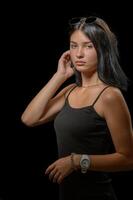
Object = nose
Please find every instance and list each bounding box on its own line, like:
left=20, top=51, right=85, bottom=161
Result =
left=76, top=47, right=84, bottom=58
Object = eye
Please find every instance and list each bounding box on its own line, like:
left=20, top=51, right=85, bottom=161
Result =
left=70, top=44, right=77, bottom=49
left=86, top=44, right=94, bottom=49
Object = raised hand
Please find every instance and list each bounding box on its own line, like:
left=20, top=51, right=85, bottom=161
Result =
left=56, top=50, right=75, bottom=79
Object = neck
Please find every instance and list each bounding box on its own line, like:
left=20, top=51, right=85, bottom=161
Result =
left=81, top=82, right=103, bottom=88
left=81, top=70, right=101, bottom=87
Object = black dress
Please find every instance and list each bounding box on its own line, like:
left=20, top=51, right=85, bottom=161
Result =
left=54, top=85, right=118, bottom=200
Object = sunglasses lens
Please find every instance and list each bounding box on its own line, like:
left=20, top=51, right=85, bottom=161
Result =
left=69, top=16, right=97, bottom=26
left=85, top=16, right=97, bottom=23
left=69, top=17, right=83, bottom=25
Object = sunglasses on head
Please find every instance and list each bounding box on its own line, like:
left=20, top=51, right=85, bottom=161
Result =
left=69, top=16, right=97, bottom=26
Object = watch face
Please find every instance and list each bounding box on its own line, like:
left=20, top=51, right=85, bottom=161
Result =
left=80, top=155, right=90, bottom=173
left=82, top=159, right=89, bottom=168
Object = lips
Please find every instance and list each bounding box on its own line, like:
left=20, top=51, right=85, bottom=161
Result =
left=75, top=61, right=86, bottom=65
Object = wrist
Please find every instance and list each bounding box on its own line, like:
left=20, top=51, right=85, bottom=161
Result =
left=70, top=153, right=81, bottom=171
left=74, top=154, right=82, bottom=169
left=55, top=72, right=68, bottom=81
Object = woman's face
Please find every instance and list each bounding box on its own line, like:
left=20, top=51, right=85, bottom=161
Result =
left=70, top=30, right=98, bottom=73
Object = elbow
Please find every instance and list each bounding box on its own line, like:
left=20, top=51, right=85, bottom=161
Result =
left=124, top=154, right=133, bottom=170
left=21, top=114, right=35, bottom=127
left=130, top=157, right=133, bottom=170
left=128, top=159, right=133, bottom=170
left=128, top=149, right=133, bottom=170
left=117, top=152, right=133, bottom=171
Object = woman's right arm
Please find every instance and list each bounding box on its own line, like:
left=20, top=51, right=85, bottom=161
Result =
left=21, top=51, right=75, bottom=127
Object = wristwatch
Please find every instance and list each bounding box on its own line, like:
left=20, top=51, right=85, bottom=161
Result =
left=80, top=154, right=91, bottom=173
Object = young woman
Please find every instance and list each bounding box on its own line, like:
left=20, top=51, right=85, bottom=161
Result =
left=21, top=16, right=133, bottom=199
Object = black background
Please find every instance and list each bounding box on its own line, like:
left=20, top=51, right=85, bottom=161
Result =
left=1, top=1, right=133, bottom=199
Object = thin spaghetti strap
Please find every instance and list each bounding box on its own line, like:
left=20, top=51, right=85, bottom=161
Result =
left=65, top=85, right=77, bottom=100
left=92, top=86, right=110, bottom=106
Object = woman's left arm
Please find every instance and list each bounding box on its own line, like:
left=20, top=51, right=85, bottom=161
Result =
left=88, top=87, right=133, bottom=171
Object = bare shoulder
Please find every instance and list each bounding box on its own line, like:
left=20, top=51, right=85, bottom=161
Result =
left=60, top=83, right=77, bottom=96
left=102, top=86, right=125, bottom=106
left=102, top=86, right=129, bottom=117
left=63, top=83, right=77, bottom=93
left=53, top=83, right=77, bottom=99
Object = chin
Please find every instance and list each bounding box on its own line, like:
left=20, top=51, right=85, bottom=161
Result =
left=75, top=66, right=92, bottom=72
left=75, top=65, right=97, bottom=73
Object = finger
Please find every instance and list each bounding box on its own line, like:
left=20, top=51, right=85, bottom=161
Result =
left=45, top=163, right=55, bottom=175
left=57, top=174, right=64, bottom=184
left=61, top=51, right=70, bottom=60
left=53, top=171, right=61, bottom=183
left=49, top=168, right=58, bottom=181
left=63, top=50, right=70, bottom=56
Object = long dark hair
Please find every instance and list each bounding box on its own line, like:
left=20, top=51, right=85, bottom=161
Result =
left=69, top=16, right=129, bottom=91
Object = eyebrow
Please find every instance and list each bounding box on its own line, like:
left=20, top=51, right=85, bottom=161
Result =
left=70, top=41, right=92, bottom=44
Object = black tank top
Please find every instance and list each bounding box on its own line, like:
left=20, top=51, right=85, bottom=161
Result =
left=54, top=85, right=114, bottom=158
left=54, top=85, right=116, bottom=199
